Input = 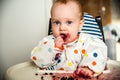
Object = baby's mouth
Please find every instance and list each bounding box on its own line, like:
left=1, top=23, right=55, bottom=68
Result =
left=60, top=33, right=69, bottom=42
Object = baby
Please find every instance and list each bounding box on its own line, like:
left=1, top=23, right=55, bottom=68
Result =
left=31, top=0, right=107, bottom=79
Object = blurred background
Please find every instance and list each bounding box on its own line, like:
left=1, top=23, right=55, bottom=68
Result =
left=0, top=0, right=52, bottom=79
left=79, top=0, right=120, bottom=61
left=0, top=0, right=120, bottom=79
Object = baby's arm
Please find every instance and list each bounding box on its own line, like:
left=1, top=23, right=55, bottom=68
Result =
left=75, top=34, right=107, bottom=78
left=31, top=36, right=55, bottom=69
left=54, top=36, right=64, bottom=50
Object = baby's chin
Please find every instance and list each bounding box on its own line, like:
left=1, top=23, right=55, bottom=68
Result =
left=64, top=39, right=75, bottom=44
left=64, top=37, right=77, bottom=44
left=66, top=36, right=79, bottom=44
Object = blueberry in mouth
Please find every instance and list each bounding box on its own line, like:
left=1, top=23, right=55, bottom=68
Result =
left=60, top=33, right=68, bottom=41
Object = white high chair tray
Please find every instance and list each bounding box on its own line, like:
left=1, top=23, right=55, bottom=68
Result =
left=4, top=61, right=74, bottom=80
left=4, top=61, right=40, bottom=80
left=4, top=60, right=120, bottom=80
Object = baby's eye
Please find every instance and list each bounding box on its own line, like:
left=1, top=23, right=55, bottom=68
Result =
left=53, top=21, right=60, bottom=25
left=66, top=21, right=72, bottom=25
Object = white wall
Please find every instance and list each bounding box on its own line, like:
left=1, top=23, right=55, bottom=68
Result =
left=0, top=0, right=52, bottom=79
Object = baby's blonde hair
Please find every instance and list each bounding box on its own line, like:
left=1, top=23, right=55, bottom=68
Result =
left=52, top=0, right=83, bottom=20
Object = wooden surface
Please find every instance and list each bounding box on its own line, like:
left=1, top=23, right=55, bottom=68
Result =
left=79, top=0, right=112, bottom=26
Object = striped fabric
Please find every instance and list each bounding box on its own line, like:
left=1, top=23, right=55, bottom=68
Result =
left=81, top=12, right=103, bottom=40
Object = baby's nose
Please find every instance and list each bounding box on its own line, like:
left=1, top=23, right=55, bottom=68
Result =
left=60, top=24, right=66, bottom=31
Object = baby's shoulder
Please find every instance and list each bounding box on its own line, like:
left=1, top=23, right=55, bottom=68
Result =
left=44, top=35, right=55, bottom=40
left=79, top=32, right=104, bottom=43
left=79, top=32, right=95, bottom=40
left=38, top=35, right=55, bottom=44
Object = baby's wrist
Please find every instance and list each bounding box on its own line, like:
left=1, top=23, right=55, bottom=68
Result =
left=54, top=44, right=64, bottom=51
left=78, top=66, right=95, bottom=75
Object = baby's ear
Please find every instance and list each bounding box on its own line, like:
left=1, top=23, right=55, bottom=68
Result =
left=79, top=19, right=84, bottom=31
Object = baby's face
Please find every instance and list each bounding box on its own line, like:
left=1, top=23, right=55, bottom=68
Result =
left=51, top=1, right=84, bottom=43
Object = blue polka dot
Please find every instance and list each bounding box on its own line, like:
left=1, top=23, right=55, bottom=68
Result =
left=48, top=48, right=52, bottom=53
left=93, top=52, right=98, bottom=57
left=102, top=61, right=105, bottom=64
left=82, top=43, right=84, bottom=46
left=54, top=57, right=58, bottom=60
left=52, top=38, right=54, bottom=39
left=57, top=59, right=61, bottom=63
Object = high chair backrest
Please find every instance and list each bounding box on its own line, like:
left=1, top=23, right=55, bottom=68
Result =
left=95, top=16, right=105, bottom=42
left=48, top=12, right=105, bottom=42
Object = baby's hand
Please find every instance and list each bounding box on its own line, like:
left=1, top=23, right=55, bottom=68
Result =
left=54, top=36, right=64, bottom=50
left=73, top=67, right=94, bottom=79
